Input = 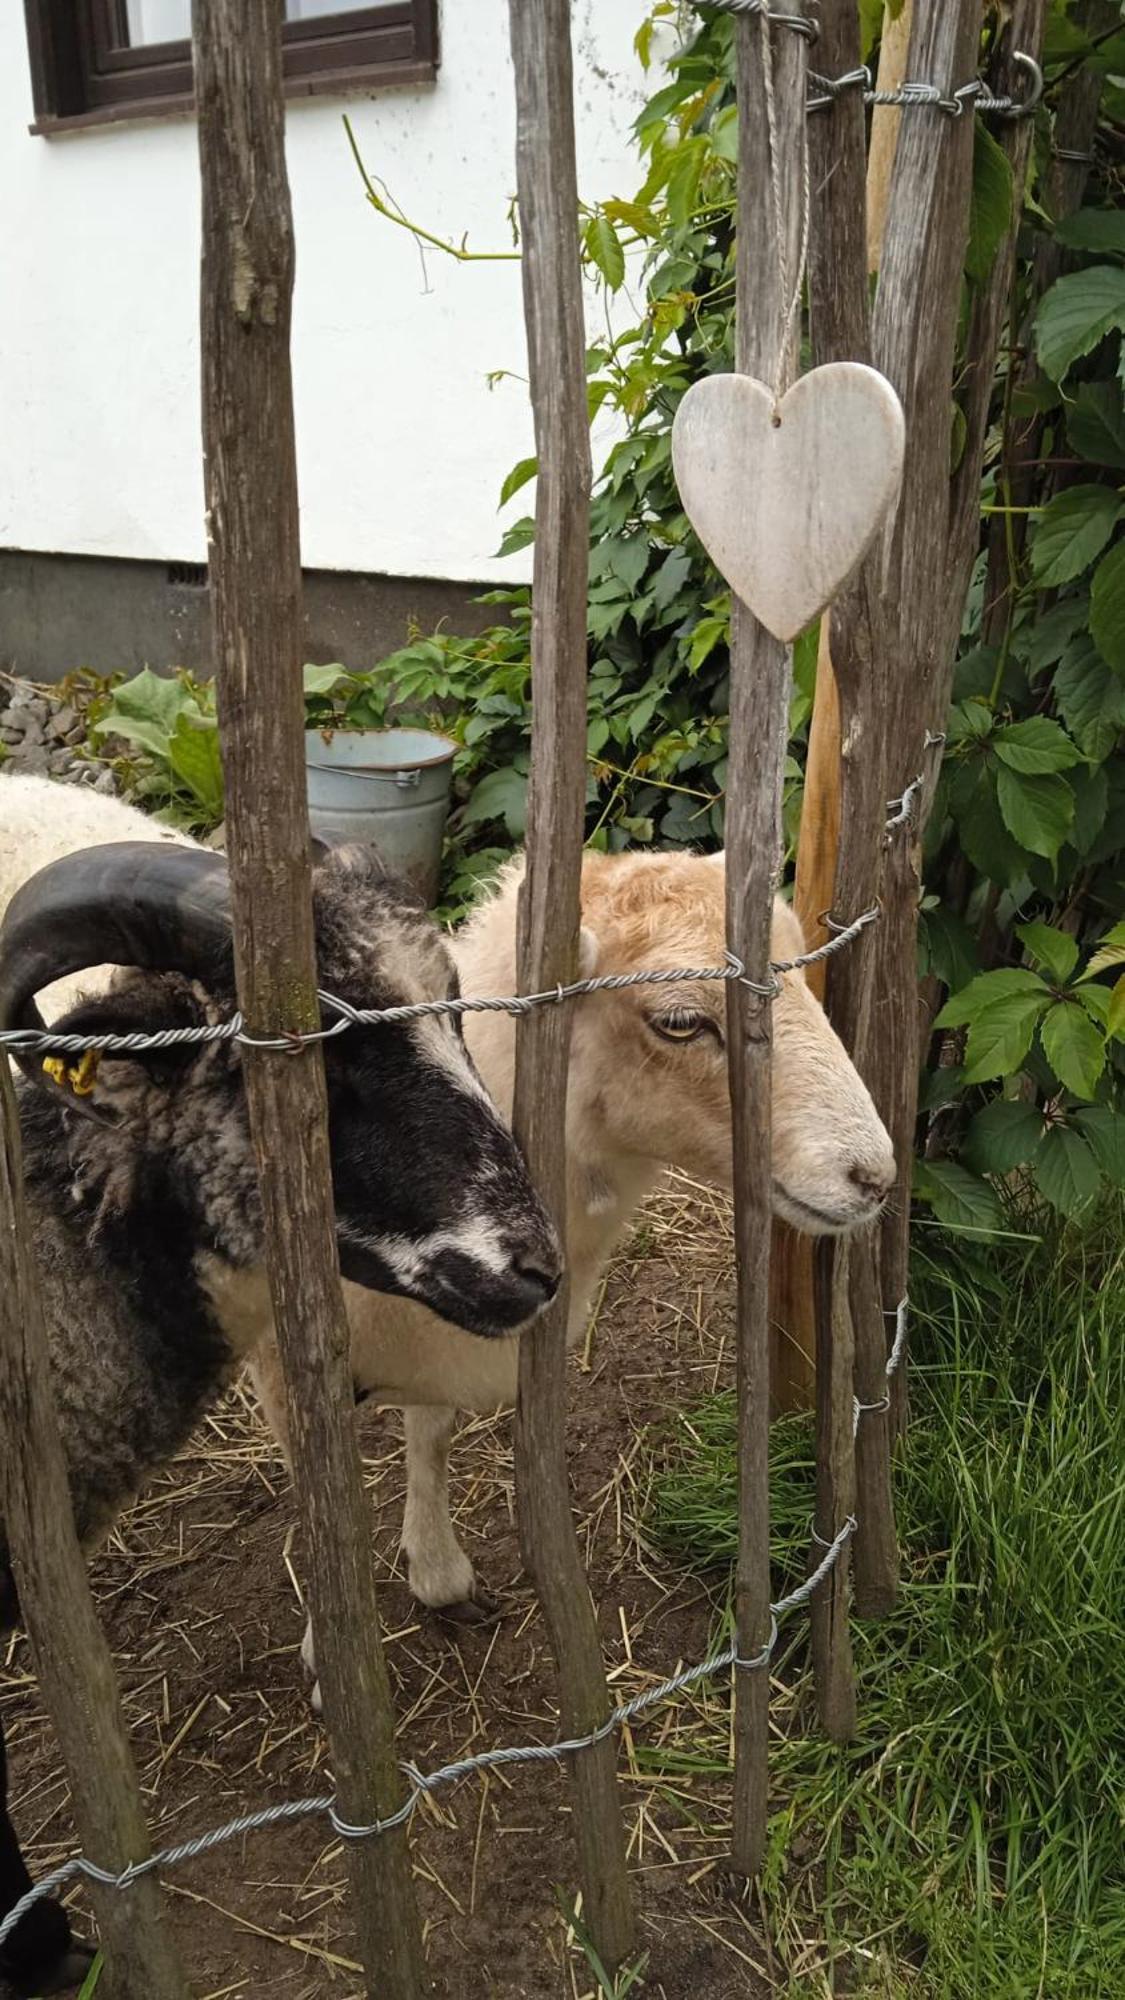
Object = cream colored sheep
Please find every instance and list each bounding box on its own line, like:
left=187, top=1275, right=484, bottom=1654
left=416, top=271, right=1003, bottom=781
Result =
left=250, top=847, right=894, bottom=1649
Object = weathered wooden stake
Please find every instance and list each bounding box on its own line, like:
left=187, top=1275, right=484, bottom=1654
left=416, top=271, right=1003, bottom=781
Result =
left=508, top=0, right=635, bottom=1970
left=727, top=4, right=810, bottom=1879
left=802, top=0, right=885, bottom=1719
left=0, top=1064, right=192, bottom=2000
left=870, top=0, right=996, bottom=1467
left=767, top=0, right=905, bottom=1420
left=192, top=5, right=425, bottom=1994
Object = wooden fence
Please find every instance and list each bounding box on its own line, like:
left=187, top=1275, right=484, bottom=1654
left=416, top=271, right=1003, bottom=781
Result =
left=0, top=1, right=1051, bottom=1992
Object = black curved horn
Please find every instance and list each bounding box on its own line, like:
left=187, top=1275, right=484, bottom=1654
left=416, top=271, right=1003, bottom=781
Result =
left=0, top=842, right=232, bottom=1103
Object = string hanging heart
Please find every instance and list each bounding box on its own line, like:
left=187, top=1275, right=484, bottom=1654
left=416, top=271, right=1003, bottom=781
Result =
left=671, top=4, right=905, bottom=644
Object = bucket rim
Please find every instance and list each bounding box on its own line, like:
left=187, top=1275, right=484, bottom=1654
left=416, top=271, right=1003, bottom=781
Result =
left=305, top=725, right=458, bottom=774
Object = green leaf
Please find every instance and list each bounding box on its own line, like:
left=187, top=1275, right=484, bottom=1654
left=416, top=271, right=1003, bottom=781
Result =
left=1016, top=921, right=1079, bottom=984
left=1073, top=1106, right=1125, bottom=1186
left=1052, top=636, right=1125, bottom=762
left=495, top=515, right=536, bottom=559
left=1035, top=264, right=1125, bottom=382
left=996, top=766, right=1074, bottom=860
left=1034, top=1125, right=1102, bottom=1217
left=94, top=667, right=197, bottom=757
left=966, top=123, right=1013, bottom=285
left=1067, top=381, right=1125, bottom=469
left=649, top=547, right=693, bottom=614
left=962, top=990, right=1052, bottom=1084
left=1111, top=974, right=1125, bottom=1040
left=499, top=456, right=537, bottom=508
left=1054, top=209, right=1125, bottom=258
left=1028, top=485, right=1122, bottom=587
left=993, top=714, right=1082, bottom=774
left=965, top=1097, right=1044, bottom=1175
left=913, top=1159, right=1004, bottom=1234
left=919, top=905, right=979, bottom=993
left=1023, top=597, right=1089, bottom=677
left=1080, top=921, right=1125, bottom=982
left=1070, top=761, right=1109, bottom=853
left=302, top=662, right=350, bottom=697
left=935, top=966, right=1048, bottom=1030
left=1075, top=982, right=1110, bottom=1028
left=688, top=613, right=728, bottom=671
left=167, top=715, right=224, bottom=820
left=1091, top=539, right=1125, bottom=672
left=461, top=765, right=528, bottom=838
left=951, top=763, right=1028, bottom=886
left=606, top=536, right=651, bottom=593
left=583, top=212, right=625, bottom=290
left=1039, top=1000, right=1105, bottom=1099
left=93, top=712, right=175, bottom=761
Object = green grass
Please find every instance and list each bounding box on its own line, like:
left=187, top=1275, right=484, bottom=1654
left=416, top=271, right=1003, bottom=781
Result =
left=646, top=1206, right=1125, bottom=1996
left=77, top=1955, right=103, bottom=1998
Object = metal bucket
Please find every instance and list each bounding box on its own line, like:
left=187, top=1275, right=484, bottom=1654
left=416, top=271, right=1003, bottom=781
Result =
left=304, top=726, right=456, bottom=907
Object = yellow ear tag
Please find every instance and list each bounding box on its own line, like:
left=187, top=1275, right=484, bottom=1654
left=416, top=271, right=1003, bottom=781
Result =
left=41, top=1050, right=100, bottom=1096
left=70, top=1050, right=100, bottom=1095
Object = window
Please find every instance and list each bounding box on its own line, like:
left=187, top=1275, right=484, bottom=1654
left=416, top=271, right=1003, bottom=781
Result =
left=24, top=0, right=439, bottom=132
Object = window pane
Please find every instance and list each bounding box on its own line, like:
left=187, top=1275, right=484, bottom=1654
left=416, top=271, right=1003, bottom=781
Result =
left=285, top=2, right=379, bottom=16
left=120, top=2, right=388, bottom=45
left=123, top=0, right=190, bottom=43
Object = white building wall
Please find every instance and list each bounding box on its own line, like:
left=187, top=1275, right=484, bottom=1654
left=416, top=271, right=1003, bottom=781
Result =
left=0, top=3, right=673, bottom=585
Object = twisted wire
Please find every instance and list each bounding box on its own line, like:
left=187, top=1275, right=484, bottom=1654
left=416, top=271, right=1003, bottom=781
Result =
left=0, top=905, right=881, bottom=1063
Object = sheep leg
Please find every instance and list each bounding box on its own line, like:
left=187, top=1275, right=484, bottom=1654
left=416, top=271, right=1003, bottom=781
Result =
left=402, top=1406, right=498, bottom=1622
left=0, top=1720, right=95, bottom=1997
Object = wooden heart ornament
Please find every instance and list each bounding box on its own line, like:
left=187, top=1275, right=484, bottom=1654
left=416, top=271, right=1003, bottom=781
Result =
left=671, top=363, right=905, bottom=644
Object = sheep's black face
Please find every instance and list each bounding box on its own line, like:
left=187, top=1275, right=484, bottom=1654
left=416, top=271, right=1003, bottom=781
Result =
left=314, top=856, right=561, bottom=1339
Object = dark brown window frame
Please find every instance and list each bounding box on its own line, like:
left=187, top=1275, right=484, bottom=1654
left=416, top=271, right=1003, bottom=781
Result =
left=24, top=0, right=439, bottom=134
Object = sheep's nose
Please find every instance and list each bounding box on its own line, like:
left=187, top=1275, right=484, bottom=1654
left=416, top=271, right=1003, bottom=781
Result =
left=510, top=1256, right=561, bottom=1313
left=849, top=1158, right=896, bottom=1205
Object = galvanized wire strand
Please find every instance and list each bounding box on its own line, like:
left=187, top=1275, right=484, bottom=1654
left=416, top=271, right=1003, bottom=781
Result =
left=0, top=904, right=882, bottom=1062
left=689, top=5, right=1043, bottom=119
left=0, top=1496, right=862, bottom=1948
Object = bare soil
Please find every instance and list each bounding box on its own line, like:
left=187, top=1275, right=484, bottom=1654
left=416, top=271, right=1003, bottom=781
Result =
left=2, top=1177, right=794, bottom=1999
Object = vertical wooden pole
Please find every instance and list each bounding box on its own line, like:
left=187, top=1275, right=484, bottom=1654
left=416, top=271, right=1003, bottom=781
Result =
left=192, top=6, right=425, bottom=1995
left=803, top=0, right=888, bottom=1709
left=508, top=0, right=635, bottom=1971
left=0, top=1065, right=191, bottom=2000
left=767, top=0, right=906, bottom=1418
left=727, top=4, right=810, bottom=1880
left=866, top=1, right=914, bottom=272
left=869, top=0, right=987, bottom=1462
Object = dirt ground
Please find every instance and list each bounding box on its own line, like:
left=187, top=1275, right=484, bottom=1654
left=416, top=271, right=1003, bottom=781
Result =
left=1, top=1176, right=802, bottom=1999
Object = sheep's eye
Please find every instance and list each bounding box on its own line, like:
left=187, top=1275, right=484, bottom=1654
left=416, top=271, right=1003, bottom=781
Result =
left=649, top=1010, right=718, bottom=1045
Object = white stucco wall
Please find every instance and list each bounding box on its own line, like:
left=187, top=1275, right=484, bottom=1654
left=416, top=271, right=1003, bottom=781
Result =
left=0, top=3, right=674, bottom=584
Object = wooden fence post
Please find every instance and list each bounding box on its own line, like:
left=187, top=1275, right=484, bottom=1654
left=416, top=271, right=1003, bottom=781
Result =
left=726, top=2, right=810, bottom=1880
left=191, top=5, right=426, bottom=1994
left=0, top=1063, right=192, bottom=2000
left=767, top=1, right=909, bottom=1419
left=870, top=0, right=1038, bottom=1461
left=801, top=0, right=887, bottom=1730
left=508, top=0, right=635, bottom=1972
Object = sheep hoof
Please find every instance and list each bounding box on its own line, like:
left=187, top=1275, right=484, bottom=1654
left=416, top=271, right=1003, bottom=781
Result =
left=434, top=1587, right=501, bottom=1627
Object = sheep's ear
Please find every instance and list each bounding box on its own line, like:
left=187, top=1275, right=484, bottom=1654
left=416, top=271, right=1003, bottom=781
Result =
left=578, top=925, right=599, bottom=979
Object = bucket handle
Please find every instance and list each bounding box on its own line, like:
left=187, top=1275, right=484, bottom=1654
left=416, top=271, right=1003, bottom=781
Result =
left=394, top=768, right=423, bottom=790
